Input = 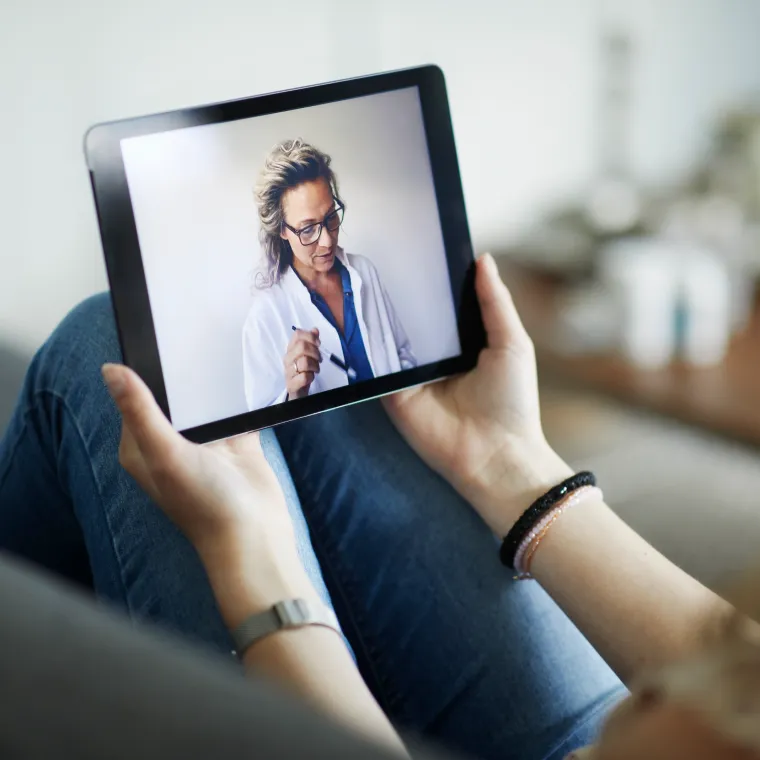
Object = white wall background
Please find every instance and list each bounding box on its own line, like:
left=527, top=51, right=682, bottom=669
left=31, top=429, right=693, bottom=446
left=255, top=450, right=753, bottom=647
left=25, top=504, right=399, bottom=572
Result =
left=3, top=0, right=760, bottom=354
left=121, top=88, right=456, bottom=430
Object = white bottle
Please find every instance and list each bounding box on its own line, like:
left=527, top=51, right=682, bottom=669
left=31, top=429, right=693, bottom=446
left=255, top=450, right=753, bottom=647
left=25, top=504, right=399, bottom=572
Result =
left=680, top=247, right=732, bottom=367
left=600, top=238, right=679, bottom=369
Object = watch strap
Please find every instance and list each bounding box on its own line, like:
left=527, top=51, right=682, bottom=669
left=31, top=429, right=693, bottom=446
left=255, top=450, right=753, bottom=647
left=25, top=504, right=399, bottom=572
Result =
left=232, top=598, right=340, bottom=657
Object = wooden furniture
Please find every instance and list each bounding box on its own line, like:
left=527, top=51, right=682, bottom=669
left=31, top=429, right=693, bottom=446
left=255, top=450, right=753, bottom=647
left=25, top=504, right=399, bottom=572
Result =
left=502, top=263, right=760, bottom=449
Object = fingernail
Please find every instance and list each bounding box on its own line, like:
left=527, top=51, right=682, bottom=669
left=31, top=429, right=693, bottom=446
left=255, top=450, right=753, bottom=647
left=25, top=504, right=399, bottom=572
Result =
left=102, top=364, right=125, bottom=399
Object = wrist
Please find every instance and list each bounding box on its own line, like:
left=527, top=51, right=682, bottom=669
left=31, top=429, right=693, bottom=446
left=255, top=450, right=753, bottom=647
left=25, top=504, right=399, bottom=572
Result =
left=464, top=437, right=573, bottom=538
left=197, top=526, right=318, bottom=629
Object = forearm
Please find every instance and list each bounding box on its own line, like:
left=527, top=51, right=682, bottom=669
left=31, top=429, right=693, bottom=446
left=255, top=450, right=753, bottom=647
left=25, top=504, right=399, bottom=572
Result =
left=244, top=626, right=407, bottom=756
left=529, top=495, right=733, bottom=683
left=468, top=445, right=734, bottom=685
left=199, top=539, right=407, bottom=757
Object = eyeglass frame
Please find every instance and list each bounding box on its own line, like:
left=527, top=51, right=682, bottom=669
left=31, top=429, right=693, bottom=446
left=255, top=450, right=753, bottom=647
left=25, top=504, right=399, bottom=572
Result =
left=281, top=199, right=345, bottom=247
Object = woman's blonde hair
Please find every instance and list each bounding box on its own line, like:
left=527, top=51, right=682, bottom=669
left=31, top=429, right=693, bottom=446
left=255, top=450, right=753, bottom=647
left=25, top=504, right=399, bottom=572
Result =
left=253, top=138, right=343, bottom=287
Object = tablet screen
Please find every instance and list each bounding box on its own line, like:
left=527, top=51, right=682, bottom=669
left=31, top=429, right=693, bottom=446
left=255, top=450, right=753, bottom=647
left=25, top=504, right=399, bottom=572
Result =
left=119, top=86, right=461, bottom=432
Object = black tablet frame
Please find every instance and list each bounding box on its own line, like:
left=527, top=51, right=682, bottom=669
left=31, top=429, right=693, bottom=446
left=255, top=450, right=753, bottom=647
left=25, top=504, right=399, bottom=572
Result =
left=85, top=64, right=484, bottom=443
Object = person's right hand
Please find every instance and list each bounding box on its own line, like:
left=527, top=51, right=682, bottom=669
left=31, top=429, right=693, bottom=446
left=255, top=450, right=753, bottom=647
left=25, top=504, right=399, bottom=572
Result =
left=285, top=328, right=322, bottom=400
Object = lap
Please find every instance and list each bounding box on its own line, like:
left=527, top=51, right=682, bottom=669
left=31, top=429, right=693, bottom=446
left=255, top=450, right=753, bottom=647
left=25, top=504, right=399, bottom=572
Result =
left=278, top=404, right=624, bottom=759
left=0, top=293, right=625, bottom=759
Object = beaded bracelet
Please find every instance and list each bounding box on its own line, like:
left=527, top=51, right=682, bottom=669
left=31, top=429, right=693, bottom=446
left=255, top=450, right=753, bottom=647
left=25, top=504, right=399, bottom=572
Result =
left=513, top=486, right=603, bottom=579
left=499, top=471, right=597, bottom=569
left=512, top=485, right=600, bottom=572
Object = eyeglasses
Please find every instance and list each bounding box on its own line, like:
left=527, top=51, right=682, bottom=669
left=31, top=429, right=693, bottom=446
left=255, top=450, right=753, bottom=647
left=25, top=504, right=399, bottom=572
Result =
left=282, top=201, right=344, bottom=246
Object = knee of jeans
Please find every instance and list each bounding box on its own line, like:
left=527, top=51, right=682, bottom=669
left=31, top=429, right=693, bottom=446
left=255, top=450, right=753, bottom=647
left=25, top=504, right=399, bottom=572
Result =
left=30, top=293, right=122, bottom=395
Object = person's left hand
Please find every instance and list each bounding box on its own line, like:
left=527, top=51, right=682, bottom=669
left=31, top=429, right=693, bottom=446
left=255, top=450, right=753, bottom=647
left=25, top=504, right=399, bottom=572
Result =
left=102, top=363, right=317, bottom=626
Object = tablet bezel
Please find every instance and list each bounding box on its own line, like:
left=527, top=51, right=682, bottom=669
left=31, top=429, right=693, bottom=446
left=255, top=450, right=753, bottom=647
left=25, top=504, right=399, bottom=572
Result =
left=85, top=64, right=484, bottom=443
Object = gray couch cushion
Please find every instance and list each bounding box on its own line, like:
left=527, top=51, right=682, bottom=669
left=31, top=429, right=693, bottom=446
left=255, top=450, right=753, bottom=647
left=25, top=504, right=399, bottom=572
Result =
left=0, top=553, right=454, bottom=759
left=0, top=344, right=29, bottom=437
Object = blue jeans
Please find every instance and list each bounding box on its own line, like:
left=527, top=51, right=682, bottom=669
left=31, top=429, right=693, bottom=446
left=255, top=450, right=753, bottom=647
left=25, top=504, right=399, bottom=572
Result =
left=0, top=294, right=624, bottom=760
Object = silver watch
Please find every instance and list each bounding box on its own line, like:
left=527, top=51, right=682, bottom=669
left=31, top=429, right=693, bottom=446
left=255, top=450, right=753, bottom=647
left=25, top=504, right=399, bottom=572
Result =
left=232, top=598, right=340, bottom=657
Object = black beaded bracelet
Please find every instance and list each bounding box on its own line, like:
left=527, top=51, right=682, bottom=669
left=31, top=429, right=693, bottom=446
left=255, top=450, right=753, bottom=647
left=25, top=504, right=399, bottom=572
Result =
left=499, top=471, right=596, bottom=569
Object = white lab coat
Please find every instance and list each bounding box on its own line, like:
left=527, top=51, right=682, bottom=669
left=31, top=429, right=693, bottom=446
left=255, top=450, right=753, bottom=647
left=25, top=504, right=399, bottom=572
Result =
left=242, top=248, right=417, bottom=410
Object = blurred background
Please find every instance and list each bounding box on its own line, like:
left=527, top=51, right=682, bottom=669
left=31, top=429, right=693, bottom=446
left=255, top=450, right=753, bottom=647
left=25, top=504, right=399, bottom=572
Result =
left=2, top=0, right=760, bottom=590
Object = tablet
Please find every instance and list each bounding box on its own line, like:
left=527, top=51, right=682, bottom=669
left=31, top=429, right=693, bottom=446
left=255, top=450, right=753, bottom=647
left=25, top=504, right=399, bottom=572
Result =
left=85, top=65, right=484, bottom=443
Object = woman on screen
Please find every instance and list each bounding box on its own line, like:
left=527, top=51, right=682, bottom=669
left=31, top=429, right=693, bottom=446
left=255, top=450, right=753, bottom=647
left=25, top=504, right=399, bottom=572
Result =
left=242, top=139, right=417, bottom=410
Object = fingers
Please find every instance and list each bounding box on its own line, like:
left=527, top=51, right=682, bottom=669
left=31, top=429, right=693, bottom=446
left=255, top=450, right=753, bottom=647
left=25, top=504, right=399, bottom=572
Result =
left=284, top=329, right=322, bottom=398
left=290, top=328, right=320, bottom=349
left=288, top=342, right=321, bottom=365
left=475, top=253, right=530, bottom=350
left=102, top=363, right=184, bottom=467
left=381, top=385, right=420, bottom=416
left=115, top=419, right=160, bottom=502
left=285, top=329, right=322, bottom=387
left=289, top=371, right=315, bottom=395
left=292, top=355, right=320, bottom=375
left=287, top=331, right=322, bottom=366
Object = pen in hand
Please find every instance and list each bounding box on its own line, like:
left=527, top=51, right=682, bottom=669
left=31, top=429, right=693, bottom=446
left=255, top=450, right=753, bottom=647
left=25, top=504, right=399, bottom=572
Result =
left=291, top=326, right=357, bottom=381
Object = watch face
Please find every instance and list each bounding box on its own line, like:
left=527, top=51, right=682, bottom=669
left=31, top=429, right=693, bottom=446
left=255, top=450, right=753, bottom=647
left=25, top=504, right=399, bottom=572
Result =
left=274, top=599, right=313, bottom=627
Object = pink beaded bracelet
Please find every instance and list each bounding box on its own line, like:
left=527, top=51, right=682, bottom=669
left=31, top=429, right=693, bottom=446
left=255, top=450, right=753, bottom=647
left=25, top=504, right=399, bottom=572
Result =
left=513, top=485, right=603, bottom=580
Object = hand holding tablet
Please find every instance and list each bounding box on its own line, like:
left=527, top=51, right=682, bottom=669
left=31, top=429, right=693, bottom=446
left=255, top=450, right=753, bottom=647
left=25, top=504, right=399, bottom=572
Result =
left=85, top=65, right=484, bottom=442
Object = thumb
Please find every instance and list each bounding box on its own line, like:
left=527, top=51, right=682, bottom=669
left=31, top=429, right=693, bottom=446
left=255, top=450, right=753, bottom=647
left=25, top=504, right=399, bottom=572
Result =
left=475, top=253, right=529, bottom=350
left=102, top=364, right=183, bottom=464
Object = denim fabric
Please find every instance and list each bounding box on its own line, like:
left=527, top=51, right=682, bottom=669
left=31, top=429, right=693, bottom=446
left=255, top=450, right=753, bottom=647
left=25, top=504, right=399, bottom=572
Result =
left=0, top=293, right=625, bottom=760
left=0, top=295, right=331, bottom=653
